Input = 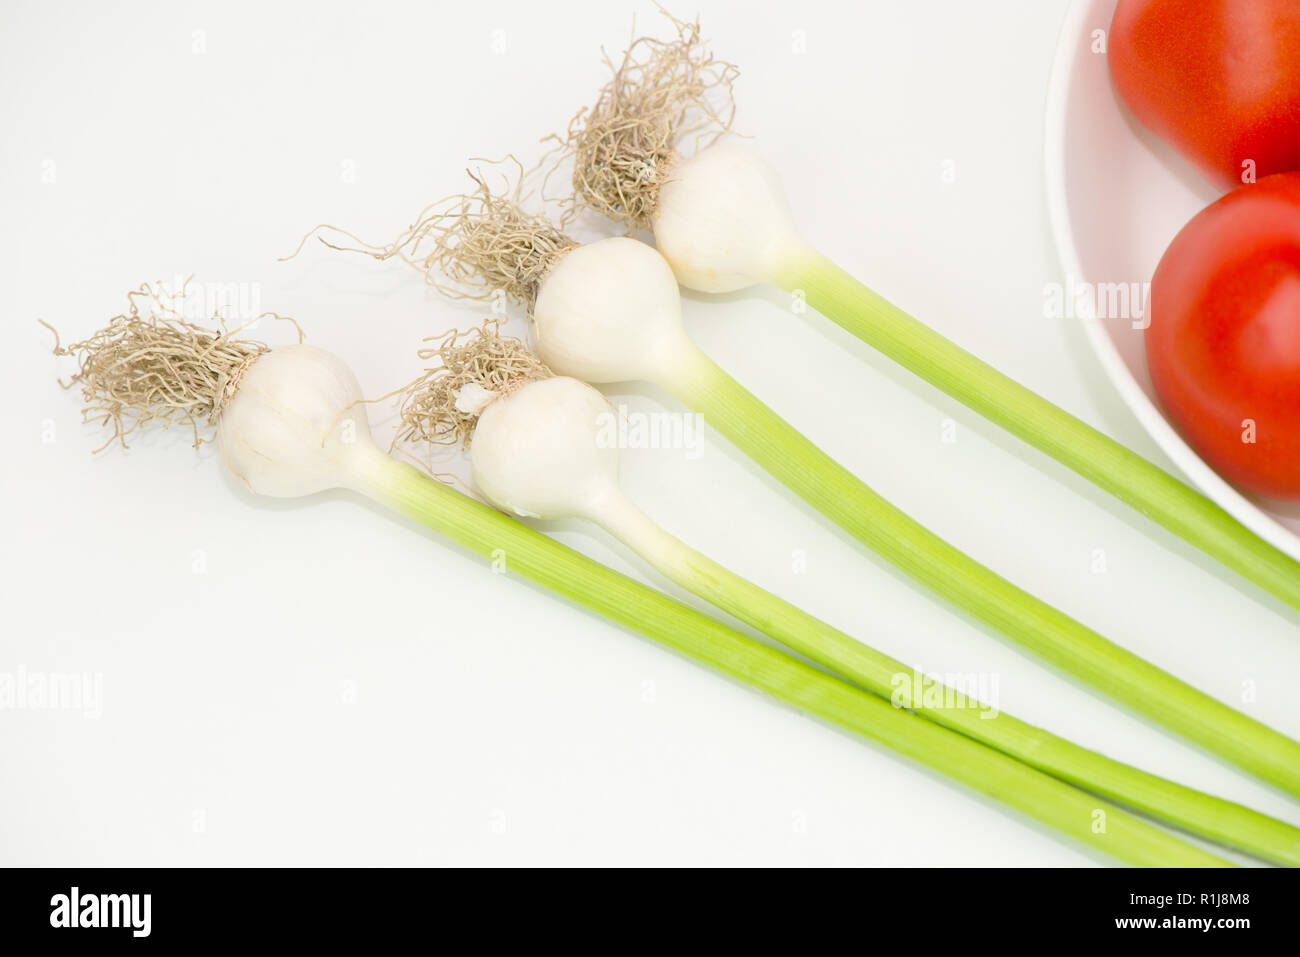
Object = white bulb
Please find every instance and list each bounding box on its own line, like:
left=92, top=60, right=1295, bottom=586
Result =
left=217, top=344, right=381, bottom=498
left=653, top=141, right=803, bottom=294
left=468, top=375, right=700, bottom=577
left=532, top=237, right=694, bottom=386
left=469, top=376, right=620, bottom=521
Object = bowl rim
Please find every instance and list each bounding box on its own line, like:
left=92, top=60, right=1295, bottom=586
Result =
left=1042, top=0, right=1300, bottom=561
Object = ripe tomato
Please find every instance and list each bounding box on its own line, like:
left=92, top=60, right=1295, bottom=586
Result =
left=1109, top=0, right=1300, bottom=191
left=1148, top=173, right=1300, bottom=500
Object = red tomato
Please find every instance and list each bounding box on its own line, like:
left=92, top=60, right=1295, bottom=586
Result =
left=1109, top=0, right=1300, bottom=191
left=1148, top=173, right=1300, bottom=499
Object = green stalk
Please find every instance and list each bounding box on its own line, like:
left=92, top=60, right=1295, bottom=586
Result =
left=592, top=494, right=1300, bottom=865
left=354, top=452, right=1228, bottom=867
left=774, top=245, right=1300, bottom=613
left=666, top=345, right=1300, bottom=799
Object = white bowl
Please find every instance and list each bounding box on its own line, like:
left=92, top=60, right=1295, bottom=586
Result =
left=1045, top=0, right=1300, bottom=560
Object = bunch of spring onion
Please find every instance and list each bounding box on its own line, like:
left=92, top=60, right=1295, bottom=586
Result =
left=545, top=13, right=1300, bottom=615
left=290, top=176, right=1300, bottom=802
left=386, top=320, right=1300, bottom=864
left=44, top=284, right=1248, bottom=867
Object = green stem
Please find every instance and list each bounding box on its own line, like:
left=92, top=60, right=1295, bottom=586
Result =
left=667, top=346, right=1300, bottom=800
left=353, top=451, right=1229, bottom=867
left=590, top=492, right=1300, bottom=865
left=776, top=246, right=1300, bottom=614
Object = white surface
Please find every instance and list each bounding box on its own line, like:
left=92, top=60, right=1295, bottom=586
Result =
left=1, top=0, right=1297, bottom=867
left=1046, top=0, right=1300, bottom=560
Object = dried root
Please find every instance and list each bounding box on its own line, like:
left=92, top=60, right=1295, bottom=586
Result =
left=551, top=10, right=738, bottom=230
left=284, top=161, right=577, bottom=313
left=44, top=280, right=300, bottom=451
left=393, top=321, right=552, bottom=451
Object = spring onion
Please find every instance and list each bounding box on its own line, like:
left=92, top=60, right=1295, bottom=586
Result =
left=555, top=14, right=1300, bottom=616
left=296, top=188, right=1300, bottom=800
left=44, top=288, right=1237, bottom=868
left=391, top=322, right=1300, bottom=865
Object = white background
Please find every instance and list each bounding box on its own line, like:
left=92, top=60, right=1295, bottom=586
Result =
left=2, top=0, right=1297, bottom=867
